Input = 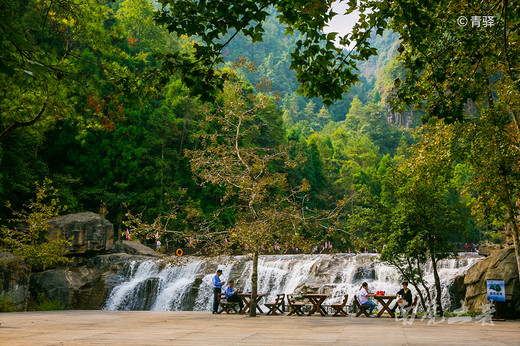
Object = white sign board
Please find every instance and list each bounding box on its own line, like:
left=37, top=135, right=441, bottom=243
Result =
left=486, top=280, right=505, bottom=302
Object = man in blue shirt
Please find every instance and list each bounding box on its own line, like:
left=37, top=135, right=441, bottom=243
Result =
left=212, top=269, right=225, bottom=314
left=224, top=280, right=244, bottom=311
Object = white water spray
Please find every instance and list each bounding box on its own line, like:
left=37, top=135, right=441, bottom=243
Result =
left=104, top=253, right=481, bottom=312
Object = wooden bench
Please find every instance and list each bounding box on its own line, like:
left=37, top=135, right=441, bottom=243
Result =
left=265, top=293, right=285, bottom=315
left=217, top=293, right=238, bottom=314
left=353, top=295, right=370, bottom=317
left=287, top=294, right=305, bottom=316
left=331, top=294, right=349, bottom=317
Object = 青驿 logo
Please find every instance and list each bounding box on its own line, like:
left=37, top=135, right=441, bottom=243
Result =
left=457, top=16, right=468, bottom=27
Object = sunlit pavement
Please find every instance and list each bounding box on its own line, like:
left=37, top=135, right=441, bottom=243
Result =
left=0, top=310, right=519, bottom=345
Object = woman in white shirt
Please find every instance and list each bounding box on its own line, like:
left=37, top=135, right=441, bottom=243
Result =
left=359, top=282, right=376, bottom=317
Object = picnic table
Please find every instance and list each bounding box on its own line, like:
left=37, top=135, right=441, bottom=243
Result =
left=303, top=294, right=329, bottom=316
left=238, top=293, right=266, bottom=314
left=374, top=295, right=397, bottom=318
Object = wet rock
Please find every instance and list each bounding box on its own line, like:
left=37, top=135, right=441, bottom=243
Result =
left=72, top=270, right=112, bottom=309
left=353, top=266, right=375, bottom=282
left=87, top=253, right=152, bottom=270
left=449, top=275, right=466, bottom=310
left=111, top=240, right=161, bottom=257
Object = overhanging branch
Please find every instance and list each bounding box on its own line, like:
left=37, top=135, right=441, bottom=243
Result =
left=0, top=98, right=49, bottom=141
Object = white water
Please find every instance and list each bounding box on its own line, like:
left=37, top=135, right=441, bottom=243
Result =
left=103, top=253, right=481, bottom=312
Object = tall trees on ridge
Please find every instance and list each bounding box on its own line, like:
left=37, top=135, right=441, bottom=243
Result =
left=154, top=0, right=520, bottom=283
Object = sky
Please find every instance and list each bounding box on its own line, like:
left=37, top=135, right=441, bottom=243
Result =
left=324, top=1, right=361, bottom=49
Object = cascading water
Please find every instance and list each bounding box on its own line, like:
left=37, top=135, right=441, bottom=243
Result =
left=103, top=253, right=481, bottom=312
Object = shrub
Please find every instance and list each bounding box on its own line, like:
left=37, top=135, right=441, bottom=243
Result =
left=0, top=294, right=19, bottom=312
left=36, top=293, right=67, bottom=311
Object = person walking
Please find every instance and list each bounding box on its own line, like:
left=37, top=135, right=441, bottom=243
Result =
left=212, top=269, right=225, bottom=314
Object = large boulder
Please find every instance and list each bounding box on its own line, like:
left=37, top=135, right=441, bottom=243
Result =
left=464, top=246, right=520, bottom=317
left=48, top=212, right=114, bottom=255
left=31, top=267, right=93, bottom=307
left=478, top=243, right=502, bottom=257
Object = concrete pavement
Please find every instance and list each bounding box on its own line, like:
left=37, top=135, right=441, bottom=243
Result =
left=0, top=311, right=519, bottom=345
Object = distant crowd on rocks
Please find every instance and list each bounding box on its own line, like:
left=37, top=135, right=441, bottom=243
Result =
left=142, top=237, right=483, bottom=256
left=458, top=243, right=481, bottom=253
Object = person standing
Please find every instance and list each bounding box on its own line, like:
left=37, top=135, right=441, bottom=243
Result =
left=224, top=280, right=244, bottom=311
left=212, top=269, right=225, bottom=314
left=359, top=282, right=377, bottom=317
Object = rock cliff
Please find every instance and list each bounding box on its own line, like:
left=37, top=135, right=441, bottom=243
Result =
left=1, top=212, right=163, bottom=310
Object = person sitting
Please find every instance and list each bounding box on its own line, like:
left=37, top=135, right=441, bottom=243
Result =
left=359, top=282, right=377, bottom=317
left=392, top=282, right=413, bottom=318
left=224, top=280, right=244, bottom=311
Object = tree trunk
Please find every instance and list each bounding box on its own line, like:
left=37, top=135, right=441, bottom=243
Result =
left=415, top=285, right=428, bottom=312
left=389, top=256, right=431, bottom=312
left=498, top=158, right=520, bottom=280
left=488, top=85, right=520, bottom=281
left=249, top=250, right=258, bottom=317
left=405, top=270, right=427, bottom=312
left=431, top=255, right=443, bottom=316
left=23, top=266, right=32, bottom=312
left=408, top=257, right=430, bottom=312
left=503, top=195, right=520, bottom=281
left=415, top=258, right=433, bottom=309
left=508, top=222, right=520, bottom=276
left=508, top=221, right=520, bottom=281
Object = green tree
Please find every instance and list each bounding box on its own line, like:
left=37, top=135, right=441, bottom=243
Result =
left=154, top=0, right=380, bottom=103
left=116, top=0, right=180, bottom=53
left=185, top=69, right=336, bottom=316
left=381, top=122, right=469, bottom=315
left=0, top=179, right=71, bottom=311
left=378, top=0, right=520, bottom=277
left=0, top=0, right=136, bottom=140
left=435, top=109, right=520, bottom=280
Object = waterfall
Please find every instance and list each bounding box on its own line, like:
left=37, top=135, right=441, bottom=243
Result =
left=103, top=253, right=481, bottom=312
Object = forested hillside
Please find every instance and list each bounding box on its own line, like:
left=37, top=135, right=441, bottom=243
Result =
left=0, top=0, right=504, bottom=255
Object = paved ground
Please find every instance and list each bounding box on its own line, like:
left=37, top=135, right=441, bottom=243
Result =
left=0, top=311, right=519, bottom=345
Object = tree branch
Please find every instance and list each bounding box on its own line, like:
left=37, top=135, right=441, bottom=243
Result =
left=0, top=99, right=49, bottom=141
